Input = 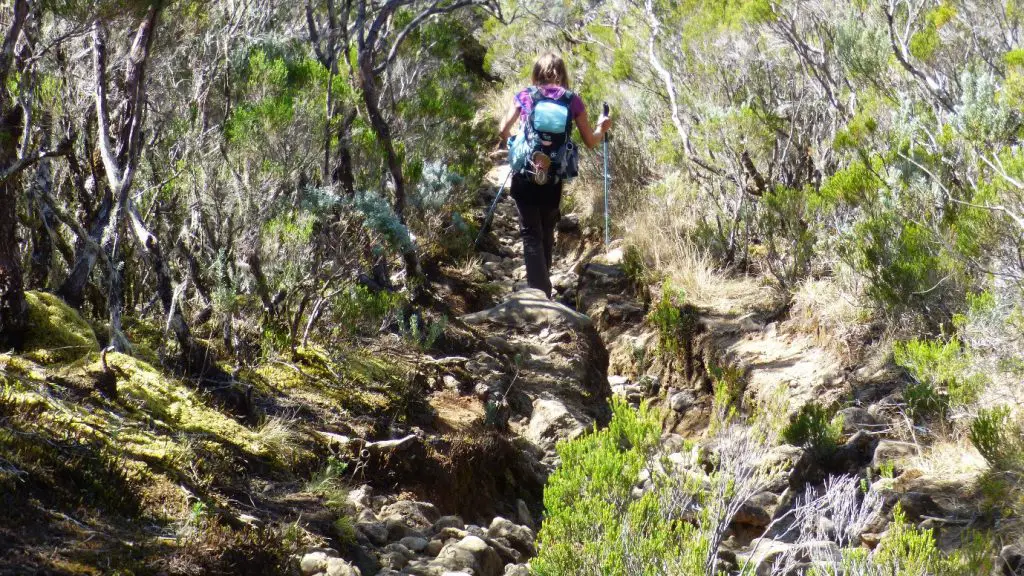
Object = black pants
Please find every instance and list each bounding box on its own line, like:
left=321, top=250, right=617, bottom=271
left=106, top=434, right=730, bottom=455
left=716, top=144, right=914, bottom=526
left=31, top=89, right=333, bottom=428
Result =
left=511, top=174, right=562, bottom=298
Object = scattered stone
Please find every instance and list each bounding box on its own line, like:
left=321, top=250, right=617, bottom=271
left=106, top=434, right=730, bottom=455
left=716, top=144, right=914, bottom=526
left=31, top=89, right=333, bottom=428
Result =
left=556, top=213, right=580, bottom=232
left=487, top=517, right=536, bottom=558
left=505, top=564, right=530, bottom=576
left=515, top=499, right=535, bottom=530
left=831, top=430, right=877, bottom=473
left=324, top=557, right=360, bottom=576
left=378, top=550, right=409, bottom=571
left=347, top=485, right=373, bottom=510
left=300, top=551, right=330, bottom=576
left=436, top=526, right=469, bottom=542
left=356, top=520, right=388, bottom=546
left=435, top=535, right=503, bottom=576
left=1000, top=544, right=1024, bottom=575
left=426, top=538, right=445, bottom=557
left=733, top=492, right=779, bottom=528
left=432, top=515, right=465, bottom=534
left=670, top=389, right=697, bottom=412
left=527, top=398, right=586, bottom=450
left=836, top=407, right=878, bottom=434
left=400, top=536, right=430, bottom=553
left=380, top=500, right=440, bottom=533
left=738, top=539, right=841, bottom=576
left=461, top=289, right=593, bottom=330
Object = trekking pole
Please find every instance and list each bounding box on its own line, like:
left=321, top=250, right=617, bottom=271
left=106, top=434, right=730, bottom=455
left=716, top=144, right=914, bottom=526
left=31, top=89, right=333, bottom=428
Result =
left=602, top=102, right=611, bottom=248
left=475, top=168, right=513, bottom=248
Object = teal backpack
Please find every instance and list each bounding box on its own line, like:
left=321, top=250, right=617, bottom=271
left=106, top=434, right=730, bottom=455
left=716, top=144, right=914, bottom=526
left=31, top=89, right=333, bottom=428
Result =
left=509, top=87, right=579, bottom=185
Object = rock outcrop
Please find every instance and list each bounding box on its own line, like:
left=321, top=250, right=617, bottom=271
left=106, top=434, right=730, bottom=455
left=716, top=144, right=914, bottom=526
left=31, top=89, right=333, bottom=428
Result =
left=461, top=288, right=611, bottom=462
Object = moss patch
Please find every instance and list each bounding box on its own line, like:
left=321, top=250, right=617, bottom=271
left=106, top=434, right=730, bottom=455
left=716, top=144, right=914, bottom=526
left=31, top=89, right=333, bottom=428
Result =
left=105, top=352, right=260, bottom=454
left=254, top=345, right=412, bottom=415
left=21, top=291, right=99, bottom=364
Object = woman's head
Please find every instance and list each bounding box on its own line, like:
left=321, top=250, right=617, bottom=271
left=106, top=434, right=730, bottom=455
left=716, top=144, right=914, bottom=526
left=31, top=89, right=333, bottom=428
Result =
left=532, top=52, right=569, bottom=88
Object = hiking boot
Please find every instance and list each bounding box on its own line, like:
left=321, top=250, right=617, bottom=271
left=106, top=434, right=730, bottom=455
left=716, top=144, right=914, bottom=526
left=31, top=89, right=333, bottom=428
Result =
left=531, top=151, right=550, bottom=185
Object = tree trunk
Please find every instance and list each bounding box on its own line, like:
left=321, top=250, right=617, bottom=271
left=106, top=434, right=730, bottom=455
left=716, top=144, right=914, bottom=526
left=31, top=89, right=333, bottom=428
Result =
left=28, top=115, right=55, bottom=289
left=0, top=0, right=30, bottom=348
left=357, top=57, right=421, bottom=282
left=91, top=3, right=162, bottom=351
left=128, top=203, right=211, bottom=375
left=0, top=108, right=27, bottom=349
left=57, top=190, right=112, bottom=307
left=332, top=106, right=357, bottom=196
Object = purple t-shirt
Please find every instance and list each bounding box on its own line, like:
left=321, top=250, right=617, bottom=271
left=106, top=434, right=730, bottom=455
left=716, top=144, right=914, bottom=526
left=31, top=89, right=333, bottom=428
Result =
left=515, top=85, right=586, bottom=123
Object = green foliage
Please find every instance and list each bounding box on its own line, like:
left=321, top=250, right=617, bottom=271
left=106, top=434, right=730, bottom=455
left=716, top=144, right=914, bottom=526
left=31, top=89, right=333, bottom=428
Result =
left=333, top=515, right=357, bottom=547
left=848, top=214, right=948, bottom=314
left=756, top=185, right=829, bottom=286
left=819, top=159, right=880, bottom=204
left=894, top=338, right=984, bottom=414
left=782, top=402, right=844, bottom=457
left=534, top=398, right=706, bottom=575
left=397, top=311, right=447, bottom=351
left=308, top=456, right=350, bottom=511
left=351, top=191, right=414, bottom=254
left=621, top=244, right=648, bottom=294
left=970, top=407, right=1024, bottom=471
left=330, top=284, right=406, bottom=340
left=864, top=505, right=994, bottom=575
left=903, top=379, right=948, bottom=420
left=649, top=283, right=694, bottom=357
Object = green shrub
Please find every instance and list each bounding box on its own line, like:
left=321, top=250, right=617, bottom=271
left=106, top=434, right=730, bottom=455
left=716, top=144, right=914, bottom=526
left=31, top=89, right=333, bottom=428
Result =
left=330, top=283, right=406, bottom=339
left=847, top=214, right=949, bottom=315
left=332, top=515, right=357, bottom=547
left=864, top=506, right=995, bottom=575
left=754, top=185, right=827, bottom=288
left=970, top=407, right=1024, bottom=471
left=894, top=338, right=985, bottom=416
left=649, top=284, right=695, bottom=358
left=903, top=380, right=949, bottom=420
left=781, top=402, right=844, bottom=457
left=308, top=456, right=349, bottom=510
left=621, top=244, right=648, bottom=295
left=533, top=398, right=706, bottom=575
left=708, top=361, right=745, bottom=430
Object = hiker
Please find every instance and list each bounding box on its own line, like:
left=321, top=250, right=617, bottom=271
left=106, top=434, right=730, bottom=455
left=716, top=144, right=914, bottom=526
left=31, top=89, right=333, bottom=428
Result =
left=497, top=52, right=613, bottom=299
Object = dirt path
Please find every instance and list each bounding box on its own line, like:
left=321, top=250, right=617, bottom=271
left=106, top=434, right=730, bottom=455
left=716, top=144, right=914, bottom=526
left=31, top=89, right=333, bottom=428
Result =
left=474, top=162, right=851, bottom=424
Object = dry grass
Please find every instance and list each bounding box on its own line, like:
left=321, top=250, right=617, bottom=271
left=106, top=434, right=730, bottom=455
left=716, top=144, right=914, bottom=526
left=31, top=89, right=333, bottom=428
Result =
left=456, top=255, right=484, bottom=278
left=615, top=175, right=736, bottom=307
left=908, top=439, right=988, bottom=479
left=789, top=276, right=874, bottom=361
left=254, top=415, right=301, bottom=464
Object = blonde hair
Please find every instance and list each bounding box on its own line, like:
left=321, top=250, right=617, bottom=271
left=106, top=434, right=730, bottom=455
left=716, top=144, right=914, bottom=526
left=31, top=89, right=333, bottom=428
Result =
left=531, top=53, right=569, bottom=88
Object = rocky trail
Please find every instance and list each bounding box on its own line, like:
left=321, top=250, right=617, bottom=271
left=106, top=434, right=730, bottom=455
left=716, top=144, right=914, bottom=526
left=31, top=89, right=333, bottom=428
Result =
left=293, top=164, right=976, bottom=576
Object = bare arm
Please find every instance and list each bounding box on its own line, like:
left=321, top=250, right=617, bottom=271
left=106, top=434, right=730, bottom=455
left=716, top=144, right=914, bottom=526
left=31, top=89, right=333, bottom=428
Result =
left=498, top=102, right=520, bottom=141
left=576, top=110, right=612, bottom=149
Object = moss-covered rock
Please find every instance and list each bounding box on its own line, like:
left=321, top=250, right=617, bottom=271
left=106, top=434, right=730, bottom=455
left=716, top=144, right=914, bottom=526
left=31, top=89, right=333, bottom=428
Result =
left=105, top=352, right=259, bottom=452
left=22, top=291, right=99, bottom=364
